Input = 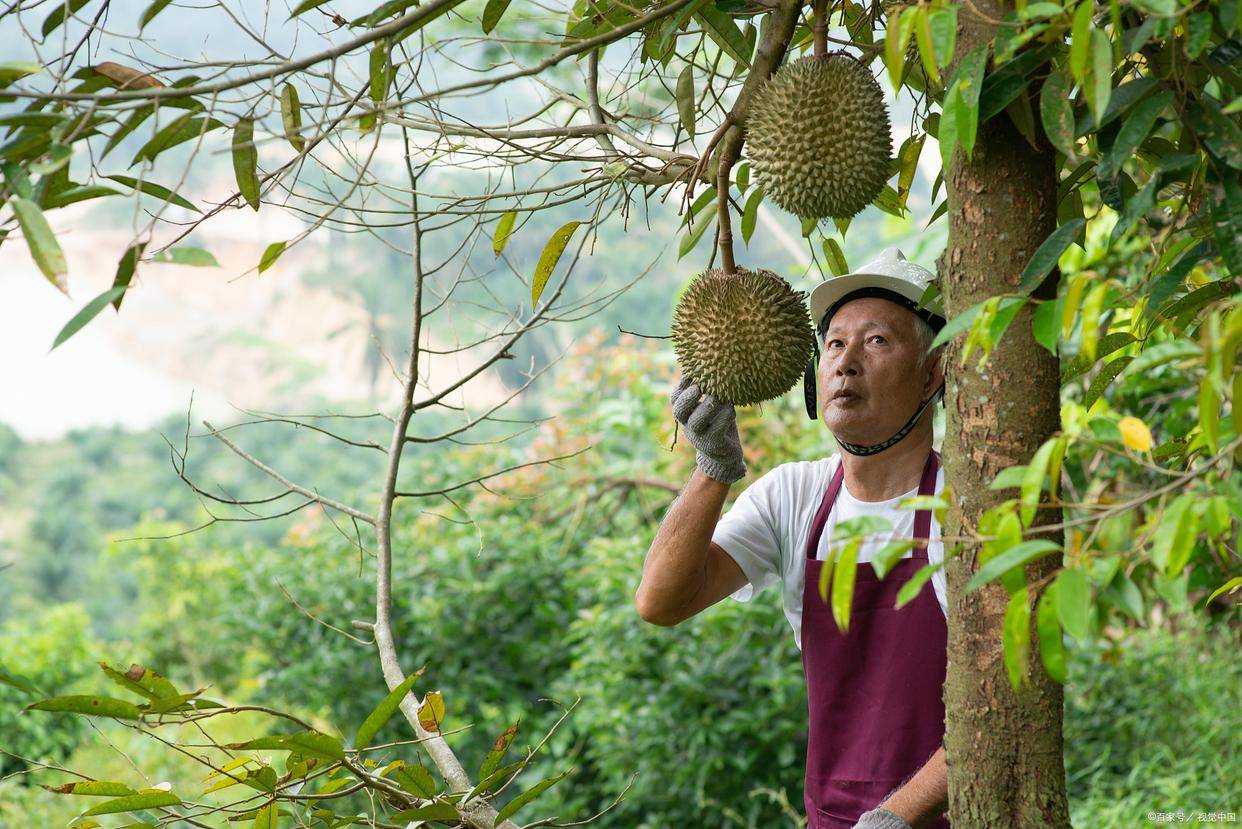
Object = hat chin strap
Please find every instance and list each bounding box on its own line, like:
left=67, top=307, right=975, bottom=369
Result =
left=834, top=382, right=946, bottom=457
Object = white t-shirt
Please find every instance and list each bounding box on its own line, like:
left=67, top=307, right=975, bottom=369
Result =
left=711, top=454, right=948, bottom=651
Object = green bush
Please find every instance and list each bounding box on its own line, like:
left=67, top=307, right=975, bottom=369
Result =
left=0, top=605, right=99, bottom=777
left=1065, top=616, right=1241, bottom=828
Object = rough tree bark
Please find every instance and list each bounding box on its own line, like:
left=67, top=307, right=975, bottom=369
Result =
left=936, top=1, right=1073, bottom=826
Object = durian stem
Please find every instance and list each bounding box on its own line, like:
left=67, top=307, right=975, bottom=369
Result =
left=813, top=0, right=829, bottom=58
left=716, top=128, right=742, bottom=275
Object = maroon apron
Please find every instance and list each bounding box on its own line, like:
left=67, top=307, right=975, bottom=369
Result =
left=800, top=450, right=950, bottom=829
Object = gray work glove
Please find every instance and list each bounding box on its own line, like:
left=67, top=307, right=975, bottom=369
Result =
left=852, top=808, right=913, bottom=829
left=669, top=376, right=745, bottom=485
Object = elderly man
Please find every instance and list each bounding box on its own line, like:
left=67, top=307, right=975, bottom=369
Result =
left=636, top=248, right=951, bottom=829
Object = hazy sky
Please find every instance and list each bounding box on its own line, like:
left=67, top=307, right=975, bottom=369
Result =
left=2, top=257, right=213, bottom=441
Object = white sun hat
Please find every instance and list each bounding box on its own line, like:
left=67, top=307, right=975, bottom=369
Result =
left=808, top=246, right=945, bottom=332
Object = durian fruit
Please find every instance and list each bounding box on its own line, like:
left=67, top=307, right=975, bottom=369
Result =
left=745, top=52, right=893, bottom=220
left=671, top=267, right=815, bottom=406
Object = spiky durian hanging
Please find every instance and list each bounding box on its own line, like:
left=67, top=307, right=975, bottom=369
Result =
left=745, top=52, right=893, bottom=221
left=671, top=267, right=815, bottom=407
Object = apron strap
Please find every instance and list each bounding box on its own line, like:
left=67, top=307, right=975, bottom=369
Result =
left=911, top=450, right=940, bottom=560
left=806, top=450, right=940, bottom=562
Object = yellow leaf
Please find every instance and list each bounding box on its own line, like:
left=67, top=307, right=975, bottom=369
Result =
left=417, top=690, right=444, bottom=733
left=1118, top=416, right=1151, bottom=452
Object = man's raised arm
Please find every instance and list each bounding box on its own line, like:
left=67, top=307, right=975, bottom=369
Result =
left=635, top=379, right=749, bottom=627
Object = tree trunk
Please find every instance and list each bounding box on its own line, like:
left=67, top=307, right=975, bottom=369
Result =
left=936, top=4, right=1073, bottom=826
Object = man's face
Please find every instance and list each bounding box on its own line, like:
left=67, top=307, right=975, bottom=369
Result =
left=817, top=297, right=936, bottom=444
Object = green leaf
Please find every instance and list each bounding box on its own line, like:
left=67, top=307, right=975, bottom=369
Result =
left=831, top=538, right=861, bottom=632
left=289, top=0, right=333, bottom=17
left=26, top=695, right=142, bottom=720
left=482, top=0, right=512, bottom=33
left=466, top=758, right=528, bottom=803
left=97, top=666, right=180, bottom=705
left=0, top=668, right=41, bottom=696
left=1108, top=175, right=1158, bottom=242
left=914, top=6, right=942, bottom=87
left=978, top=44, right=1058, bottom=124
left=1209, top=171, right=1242, bottom=276
left=130, top=114, right=224, bottom=165
left=532, top=220, right=582, bottom=307
left=392, top=761, right=437, bottom=798
left=355, top=667, right=424, bottom=749
left=929, top=296, right=988, bottom=350
left=1002, top=586, right=1031, bottom=690
left=43, top=781, right=137, bottom=797
left=681, top=186, right=716, bottom=227
left=735, top=162, right=749, bottom=194
left=1074, top=76, right=1159, bottom=136
left=679, top=211, right=713, bottom=258
left=369, top=39, right=390, bottom=106
left=676, top=65, right=696, bottom=140
left=1019, top=219, right=1084, bottom=294
left=492, top=769, right=572, bottom=826
left=821, top=237, right=848, bottom=276
left=1054, top=567, right=1091, bottom=640
left=0, top=62, right=42, bottom=87
left=695, top=5, right=751, bottom=66
left=895, top=560, right=943, bottom=608
left=1185, top=11, right=1213, bottom=59
left=1039, top=68, right=1076, bottom=158
left=110, top=242, right=146, bottom=311
left=252, top=803, right=277, bottom=829
left=1031, top=299, right=1059, bottom=354
left=885, top=6, right=920, bottom=91
left=80, top=790, right=180, bottom=817
left=9, top=195, right=67, bottom=292
left=1087, top=27, right=1112, bottom=128
left=280, top=83, right=305, bottom=153
left=152, top=246, right=218, bottom=267
left=1020, top=437, right=1059, bottom=526
left=105, top=174, right=198, bottom=212
left=871, top=183, right=905, bottom=218
left=929, top=5, right=957, bottom=69
left=1199, top=372, right=1220, bottom=453
left=139, top=0, right=175, bottom=29
left=870, top=540, right=915, bottom=580
left=233, top=117, right=260, bottom=211
left=896, top=134, right=924, bottom=205
left=42, top=184, right=121, bottom=210
left=965, top=540, right=1060, bottom=594
left=1069, top=0, right=1093, bottom=84
left=1061, top=331, right=1135, bottom=381
left=1150, top=495, right=1198, bottom=576
left=1098, top=90, right=1172, bottom=181
left=1036, top=585, right=1066, bottom=683
left=956, top=46, right=988, bottom=158
left=1082, top=355, right=1132, bottom=409
left=1205, top=575, right=1242, bottom=605
left=42, top=0, right=90, bottom=37
left=741, top=188, right=763, bottom=244
left=478, top=722, right=518, bottom=781
left=493, top=210, right=517, bottom=256
left=258, top=241, right=286, bottom=273
left=51, top=287, right=127, bottom=350
left=227, top=732, right=345, bottom=761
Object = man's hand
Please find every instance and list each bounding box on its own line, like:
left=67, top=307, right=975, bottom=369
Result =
left=670, top=377, right=745, bottom=485
left=852, top=808, right=912, bottom=829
